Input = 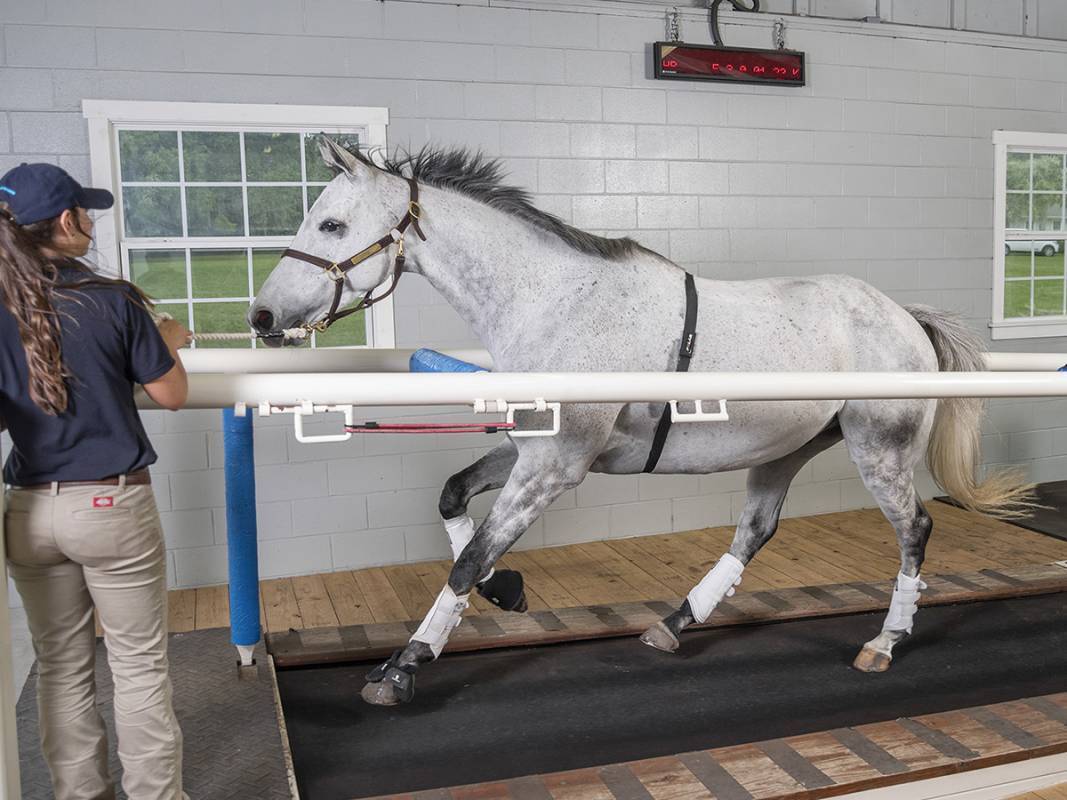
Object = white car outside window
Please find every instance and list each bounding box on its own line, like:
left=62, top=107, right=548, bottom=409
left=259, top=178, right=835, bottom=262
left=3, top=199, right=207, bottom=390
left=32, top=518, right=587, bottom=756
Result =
left=1005, top=240, right=1062, bottom=257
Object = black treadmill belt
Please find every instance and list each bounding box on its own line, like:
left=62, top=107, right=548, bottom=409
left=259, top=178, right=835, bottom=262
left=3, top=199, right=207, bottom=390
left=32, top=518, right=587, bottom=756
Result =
left=276, top=593, right=1067, bottom=800
left=938, top=480, right=1067, bottom=542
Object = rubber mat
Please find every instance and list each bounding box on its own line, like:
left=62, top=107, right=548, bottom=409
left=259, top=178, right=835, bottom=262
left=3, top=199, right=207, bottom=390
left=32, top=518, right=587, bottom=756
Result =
left=937, top=480, right=1067, bottom=543
left=17, top=628, right=290, bottom=800
left=277, top=592, right=1067, bottom=800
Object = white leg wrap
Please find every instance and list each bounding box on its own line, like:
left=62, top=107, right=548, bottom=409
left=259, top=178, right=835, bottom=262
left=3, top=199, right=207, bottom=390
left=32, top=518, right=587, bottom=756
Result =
left=882, top=571, right=926, bottom=634
left=411, top=584, right=469, bottom=659
left=443, top=514, right=493, bottom=583
left=686, top=553, right=745, bottom=624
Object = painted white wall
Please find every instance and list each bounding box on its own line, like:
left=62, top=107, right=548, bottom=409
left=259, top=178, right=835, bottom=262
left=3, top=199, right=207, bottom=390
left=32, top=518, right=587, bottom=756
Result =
left=3, top=0, right=1067, bottom=590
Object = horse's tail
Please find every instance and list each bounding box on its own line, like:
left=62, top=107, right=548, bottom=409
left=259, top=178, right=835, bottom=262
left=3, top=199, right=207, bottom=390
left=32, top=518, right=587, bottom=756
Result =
left=904, top=304, right=1036, bottom=519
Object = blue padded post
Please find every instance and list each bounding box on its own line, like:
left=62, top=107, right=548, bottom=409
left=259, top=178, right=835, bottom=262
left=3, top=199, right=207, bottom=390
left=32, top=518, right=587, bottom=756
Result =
left=222, top=408, right=261, bottom=665
left=409, top=348, right=487, bottom=373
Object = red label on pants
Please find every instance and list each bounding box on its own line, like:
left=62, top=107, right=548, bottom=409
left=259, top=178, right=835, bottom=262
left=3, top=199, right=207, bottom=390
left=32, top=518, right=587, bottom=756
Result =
left=92, top=497, right=115, bottom=508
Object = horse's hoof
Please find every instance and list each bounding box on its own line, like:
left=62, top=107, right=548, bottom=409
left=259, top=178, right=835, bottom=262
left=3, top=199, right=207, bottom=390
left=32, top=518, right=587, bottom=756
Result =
left=853, top=646, right=892, bottom=673
left=640, top=621, right=680, bottom=653
left=361, top=679, right=403, bottom=706
left=478, top=570, right=527, bottom=613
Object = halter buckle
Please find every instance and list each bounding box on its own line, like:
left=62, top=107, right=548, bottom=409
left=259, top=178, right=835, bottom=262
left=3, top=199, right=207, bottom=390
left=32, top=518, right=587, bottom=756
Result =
left=325, top=263, right=346, bottom=282
left=408, top=200, right=422, bottom=219
left=307, top=319, right=332, bottom=334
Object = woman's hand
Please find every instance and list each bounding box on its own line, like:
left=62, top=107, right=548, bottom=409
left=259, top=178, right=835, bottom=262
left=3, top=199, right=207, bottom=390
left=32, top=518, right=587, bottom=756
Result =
left=157, top=318, right=193, bottom=351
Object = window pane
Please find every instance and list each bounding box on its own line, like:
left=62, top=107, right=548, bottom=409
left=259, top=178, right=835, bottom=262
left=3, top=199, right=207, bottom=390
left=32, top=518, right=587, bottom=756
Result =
left=305, top=132, right=361, bottom=182
left=1032, top=194, right=1065, bottom=231
left=191, top=249, right=248, bottom=298
left=182, top=131, right=241, bottom=183
left=123, top=186, right=182, bottom=237
left=245, top=132, right=301, bottom=182
left=119, top=130, right=179, bottom=182
left=186, top=187, right=244, bottom=236
left=191, top=301, right=253, bottom=349
left=1034, top=241, right=1064, bottom=275
left=314, top=311, right=366, bottom=347
left=1007, top=152, right=1030, bottom=191
left=1005, top=246, right=1031, bottom=278
left=1006, top=193, right=1030, bottom=229
left=1033, top=153, right=1064, bottom=192
left=248, top=186, right=302, bottom=236
left=307, top=184, right=326, bottom=210
left=155, top=302, right=189, bottom=328
left=252, top=248, right=286, bottom=292
left=129, top=249, right=186, bottom=300
left=1035, top=280, right=1064, bottom=316
left=1004, top=281, right=1032, bottom=318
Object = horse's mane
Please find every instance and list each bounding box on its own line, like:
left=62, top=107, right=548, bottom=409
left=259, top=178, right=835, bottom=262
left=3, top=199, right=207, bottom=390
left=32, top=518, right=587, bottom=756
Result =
left=347, top=144, right=648, bottom=262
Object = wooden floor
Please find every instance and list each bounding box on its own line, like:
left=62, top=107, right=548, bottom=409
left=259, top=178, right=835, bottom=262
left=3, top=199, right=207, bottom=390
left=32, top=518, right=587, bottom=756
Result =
left=1012, top=786, right=1067, bottom=800
left=167, top=502, right=1067, bottom=635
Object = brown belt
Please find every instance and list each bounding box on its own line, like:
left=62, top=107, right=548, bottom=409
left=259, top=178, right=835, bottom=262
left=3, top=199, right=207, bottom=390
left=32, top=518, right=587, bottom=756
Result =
left=18, top=468, right=151, bottom=491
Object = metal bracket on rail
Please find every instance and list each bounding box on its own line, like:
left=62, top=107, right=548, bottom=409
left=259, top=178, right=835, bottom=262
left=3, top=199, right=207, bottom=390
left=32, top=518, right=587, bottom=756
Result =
left=257, top=400, right=356, bottom=444
left=473, top=397, right=561, bottom=437
left=669, top=399, right=729, bottom=422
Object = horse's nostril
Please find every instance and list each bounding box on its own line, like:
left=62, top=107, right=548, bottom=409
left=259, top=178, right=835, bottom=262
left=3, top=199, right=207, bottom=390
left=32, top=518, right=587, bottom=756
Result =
left=253, top=309, right=274, bottom=332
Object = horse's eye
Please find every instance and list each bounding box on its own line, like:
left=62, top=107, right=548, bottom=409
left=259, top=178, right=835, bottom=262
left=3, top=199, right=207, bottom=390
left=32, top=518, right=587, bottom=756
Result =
left=319, top=219, right=344, bottom=234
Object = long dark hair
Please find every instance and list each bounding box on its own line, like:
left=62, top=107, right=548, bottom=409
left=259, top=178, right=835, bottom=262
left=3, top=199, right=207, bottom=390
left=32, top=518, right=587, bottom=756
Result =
left=0, top=205, right=153, bottom=415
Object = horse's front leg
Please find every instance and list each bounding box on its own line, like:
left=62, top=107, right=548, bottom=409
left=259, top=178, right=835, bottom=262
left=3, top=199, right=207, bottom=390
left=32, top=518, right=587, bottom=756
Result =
left=361, top=447, right=588, bottom=706
left=438, top=440, right=527, bottom=612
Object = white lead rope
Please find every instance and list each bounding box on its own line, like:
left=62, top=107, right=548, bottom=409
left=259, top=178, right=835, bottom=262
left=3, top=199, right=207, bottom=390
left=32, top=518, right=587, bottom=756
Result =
left=152, top=311, right=310, bottom=343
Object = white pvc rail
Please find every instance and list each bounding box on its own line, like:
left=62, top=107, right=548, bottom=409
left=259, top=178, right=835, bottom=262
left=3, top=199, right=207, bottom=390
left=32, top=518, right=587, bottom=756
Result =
left=138, top=369, right=1067, bottom=410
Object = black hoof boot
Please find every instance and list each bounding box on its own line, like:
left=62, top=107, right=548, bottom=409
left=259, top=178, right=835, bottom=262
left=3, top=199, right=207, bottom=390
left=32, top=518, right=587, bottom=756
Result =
left=361, top=649, right=416, bottom=706
left=477, top=570, right=527, bottom=612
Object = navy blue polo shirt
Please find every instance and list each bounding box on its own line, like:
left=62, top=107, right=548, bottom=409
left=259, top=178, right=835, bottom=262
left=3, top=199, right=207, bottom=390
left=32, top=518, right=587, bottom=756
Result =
left=0, top=261, right=175, bottom=485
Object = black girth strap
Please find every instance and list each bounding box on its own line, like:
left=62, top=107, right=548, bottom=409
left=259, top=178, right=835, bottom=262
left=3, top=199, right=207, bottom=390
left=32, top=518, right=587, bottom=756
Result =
left=643, top=272, right=698, bottom=474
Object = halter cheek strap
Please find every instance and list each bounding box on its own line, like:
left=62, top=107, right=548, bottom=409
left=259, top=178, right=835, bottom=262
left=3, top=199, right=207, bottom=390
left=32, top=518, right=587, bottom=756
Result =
left=282, top=177, right=426, bottom=333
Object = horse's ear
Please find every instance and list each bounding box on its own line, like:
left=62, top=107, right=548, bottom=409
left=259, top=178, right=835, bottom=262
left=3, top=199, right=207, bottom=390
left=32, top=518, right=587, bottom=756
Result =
left=318, top=136, right=369, bottom=180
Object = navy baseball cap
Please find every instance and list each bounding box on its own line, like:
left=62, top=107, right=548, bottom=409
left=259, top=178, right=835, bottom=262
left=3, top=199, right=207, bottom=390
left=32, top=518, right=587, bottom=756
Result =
left=0, top=162, right=113, bottom=226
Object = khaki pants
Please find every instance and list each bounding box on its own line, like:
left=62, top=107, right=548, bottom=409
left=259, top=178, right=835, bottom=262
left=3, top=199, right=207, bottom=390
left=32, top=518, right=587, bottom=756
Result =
left=5, top=480, right=186, bottom=800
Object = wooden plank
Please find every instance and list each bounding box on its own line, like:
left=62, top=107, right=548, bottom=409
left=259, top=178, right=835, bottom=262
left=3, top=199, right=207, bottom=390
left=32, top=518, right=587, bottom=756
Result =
left=167, top=588, right=196, bottom=634
left=603, top=538, right=697, bottom=597
left=261, top=578, right=302, bottom=634
left=712, top=742, right=806, bottom=797
left=353, top=567, right=409, bottom=623
left=576, top=540, right=677, bottom=601
left=291, top=574, right=340, bottom=629
left=321, top=570, right=375, bottom=626
left=539, top=767, right=614, bottom=800
left=381, top=563, right=437, bottom=620
left=627, top=754, right=715, bottom=800
left=193, top=584, right=229, bottom=631
left=266, top=565, right=1067, bottom=667
left=525, top=545, right=622, bottom=606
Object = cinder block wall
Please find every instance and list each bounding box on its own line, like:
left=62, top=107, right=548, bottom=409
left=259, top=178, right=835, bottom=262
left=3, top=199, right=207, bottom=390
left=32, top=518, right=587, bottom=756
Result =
left=4, top=0, right=1067, bottom=595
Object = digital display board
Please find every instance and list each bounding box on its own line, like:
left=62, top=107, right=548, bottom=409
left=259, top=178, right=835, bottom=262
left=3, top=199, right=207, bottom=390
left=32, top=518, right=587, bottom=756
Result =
left=654, top=41, right=806, bottom=86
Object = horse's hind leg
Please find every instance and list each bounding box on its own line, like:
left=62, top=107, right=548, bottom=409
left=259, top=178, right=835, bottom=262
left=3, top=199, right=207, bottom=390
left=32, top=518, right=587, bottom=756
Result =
left=438, top=440, right=527, bottom=612
left=642, top=422, right=843, bottom=652
left=840, top=400, right=935, bottom=673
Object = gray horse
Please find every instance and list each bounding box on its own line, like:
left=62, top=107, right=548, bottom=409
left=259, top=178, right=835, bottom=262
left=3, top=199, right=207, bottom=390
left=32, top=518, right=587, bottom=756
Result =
left=250, top=138, right=1031, bottom=706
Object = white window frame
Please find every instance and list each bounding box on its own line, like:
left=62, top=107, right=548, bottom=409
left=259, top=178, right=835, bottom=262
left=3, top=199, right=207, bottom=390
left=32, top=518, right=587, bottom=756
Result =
left=81, top=99, right=394, bottom=348
left=992, top=130, right=1067, bottom=340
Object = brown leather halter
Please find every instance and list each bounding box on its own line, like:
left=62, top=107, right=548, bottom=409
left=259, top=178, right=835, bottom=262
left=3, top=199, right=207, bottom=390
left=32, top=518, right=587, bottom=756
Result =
left=281, top=177, right=426, bottom=334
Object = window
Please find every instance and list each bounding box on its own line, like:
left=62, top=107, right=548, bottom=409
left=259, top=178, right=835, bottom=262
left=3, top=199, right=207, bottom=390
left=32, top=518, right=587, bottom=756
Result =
left=82, top=100, right=392, bottom=348
left=993, top=131, right=1067, bottom=340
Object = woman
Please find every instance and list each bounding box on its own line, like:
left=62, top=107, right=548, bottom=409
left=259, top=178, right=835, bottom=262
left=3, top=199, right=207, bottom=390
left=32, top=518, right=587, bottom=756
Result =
left=0, top=162, right=192, bottom=800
